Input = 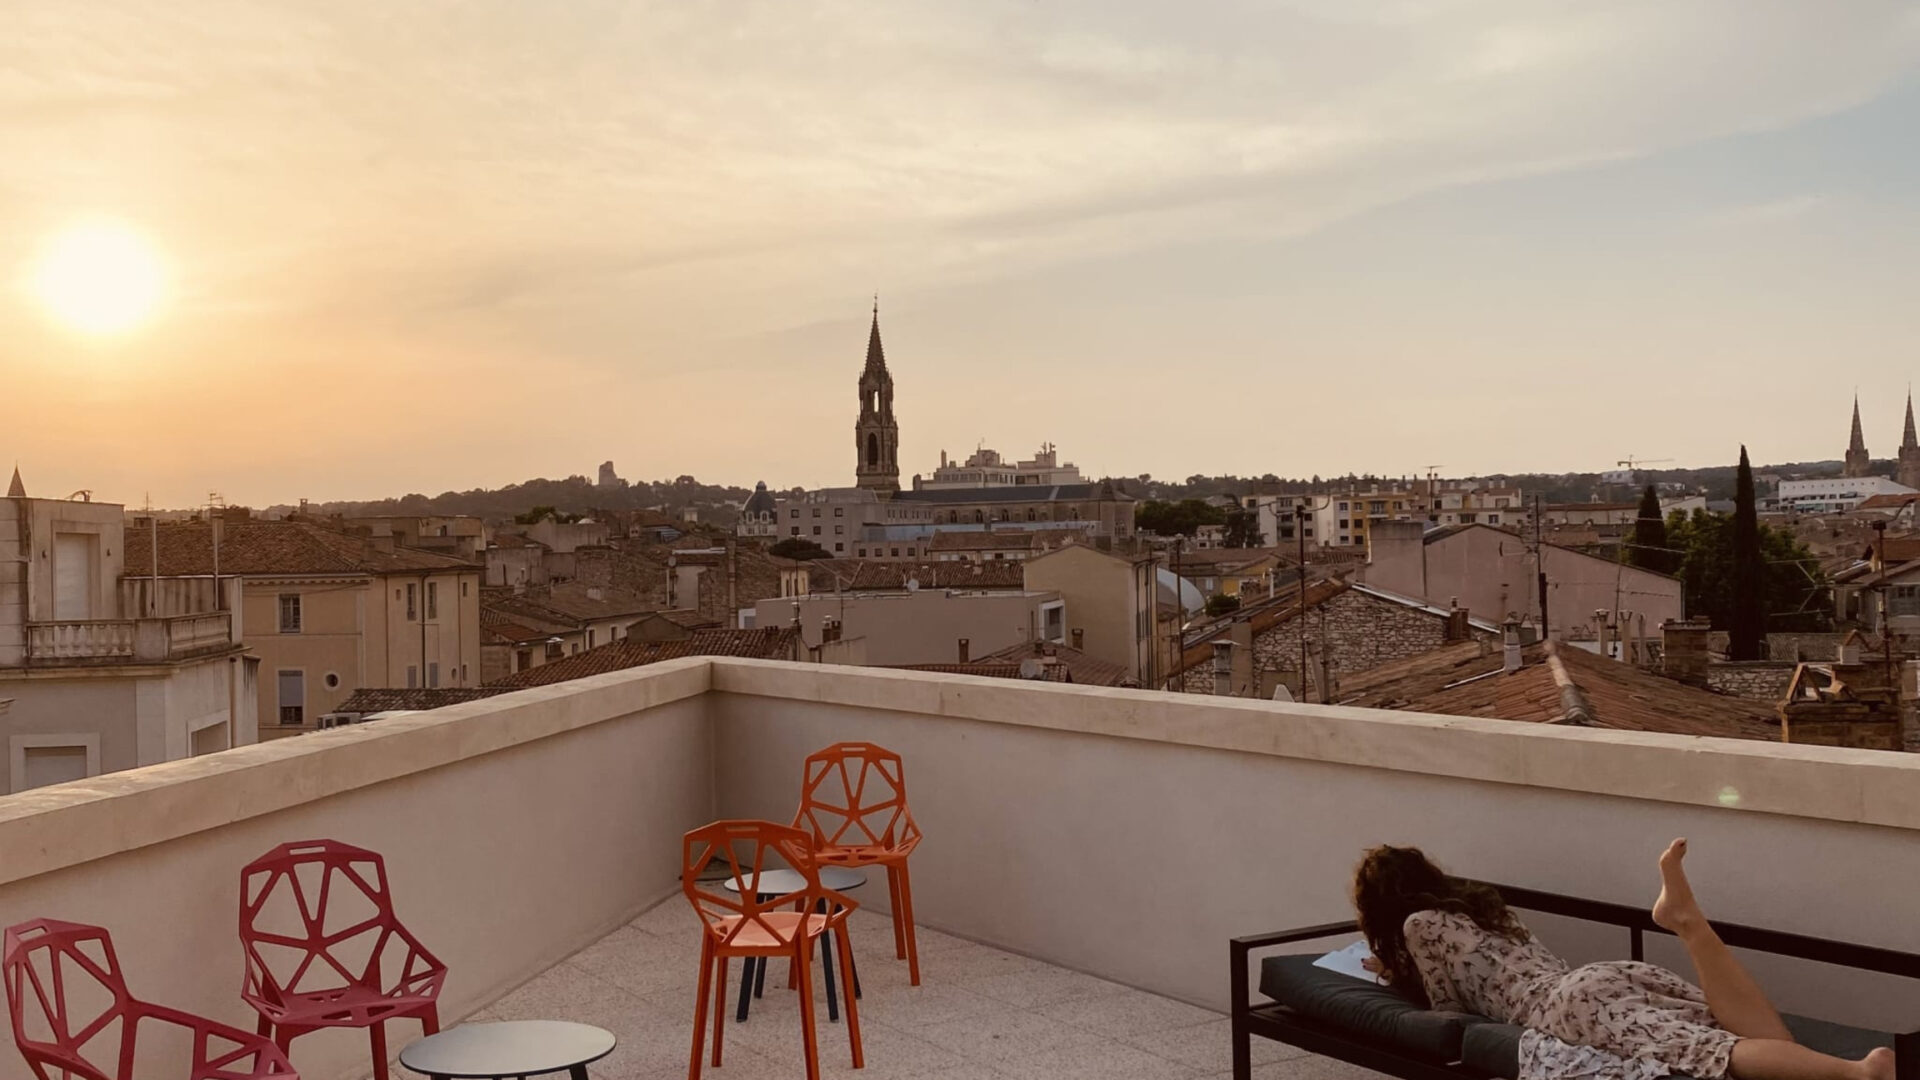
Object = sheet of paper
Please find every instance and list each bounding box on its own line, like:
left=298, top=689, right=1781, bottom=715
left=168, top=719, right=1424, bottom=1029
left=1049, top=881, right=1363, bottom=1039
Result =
left=1311, top=939, right=1382, bottom=984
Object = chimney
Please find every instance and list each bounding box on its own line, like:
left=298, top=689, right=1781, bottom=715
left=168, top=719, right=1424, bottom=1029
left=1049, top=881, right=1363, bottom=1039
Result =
left=1502, top=618, right=1523, bottom=674
left=1211, top=640, right=1234, bottom=695
left=1661, top=618, right=1712, bottom=688
left=1444, top=602, right=1470, bottom=644
left=957, top=638, right=970, bottom=664
left=1070, top=627, right=1085, bottom=650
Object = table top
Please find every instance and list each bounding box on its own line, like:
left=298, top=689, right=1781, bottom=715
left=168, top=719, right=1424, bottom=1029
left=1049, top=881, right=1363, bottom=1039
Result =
left=398, top=1021, right=616, bottom=1078
left=718, top=866, right=867, bottom=895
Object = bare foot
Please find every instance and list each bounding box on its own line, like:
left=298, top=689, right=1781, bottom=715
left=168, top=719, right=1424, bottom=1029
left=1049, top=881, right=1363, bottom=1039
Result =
left=1859, top=1047, right=1895, bottom=1080
left=1651, top=838, right=1706, bottom=937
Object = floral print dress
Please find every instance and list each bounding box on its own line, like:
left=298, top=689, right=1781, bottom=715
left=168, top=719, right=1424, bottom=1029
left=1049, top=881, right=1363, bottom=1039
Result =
left=1404, top=909, right=1738, bottom=1080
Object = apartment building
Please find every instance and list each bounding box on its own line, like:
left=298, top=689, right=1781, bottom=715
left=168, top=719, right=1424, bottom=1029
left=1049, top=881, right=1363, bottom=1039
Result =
left=2, top=482, right=254, bottom=794
left=124, top=512, right=482, bottom=739
left=1314, top=485, right=1419, bottom=548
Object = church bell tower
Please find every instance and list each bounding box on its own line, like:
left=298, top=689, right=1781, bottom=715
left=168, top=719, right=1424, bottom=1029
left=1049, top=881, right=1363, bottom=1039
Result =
left=855, top=301, right=900, bottom=493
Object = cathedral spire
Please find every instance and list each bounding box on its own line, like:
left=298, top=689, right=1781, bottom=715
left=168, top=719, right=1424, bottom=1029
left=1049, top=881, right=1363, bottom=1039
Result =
left=1845, top=394, right=1872, bottom=479
left=865, top=295, right=887, bottom=374
left=5, top=466, right=23, bottom=498
left=1903, top=390, right=1917, bottom=451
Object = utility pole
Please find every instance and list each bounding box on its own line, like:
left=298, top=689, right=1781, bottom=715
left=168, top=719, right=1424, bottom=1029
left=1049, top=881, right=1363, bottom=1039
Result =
left=1534, top=493, right=1549, bottom=641
left=1296, top=503, right=1309, bottom=700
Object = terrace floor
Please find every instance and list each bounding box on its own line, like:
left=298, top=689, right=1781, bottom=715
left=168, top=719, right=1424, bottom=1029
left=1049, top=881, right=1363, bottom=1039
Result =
left=445, top=896, right=1379, bottom=1080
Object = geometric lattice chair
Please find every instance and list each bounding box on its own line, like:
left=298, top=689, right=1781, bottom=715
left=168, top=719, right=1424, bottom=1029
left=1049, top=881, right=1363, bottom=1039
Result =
left=3, top=918, right=298, bottom=1080
left=792, top=742, right=924, bottom=985
left=237, top=841, right=443, bottom=1080
left=682, top=820, right=862, bottom=1080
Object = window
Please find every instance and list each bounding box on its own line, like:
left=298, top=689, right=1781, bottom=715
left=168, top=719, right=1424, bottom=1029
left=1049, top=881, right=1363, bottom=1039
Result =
left=891, top=548, right=901, bottom=557
left=428, top=662, right=440, bottom=688
left=278, top=593, right=302, bottom=634
left=790, top=508, right=799, bottom=519
left=812, top=526, right=822, bottom=536
left=516, top=648, right=532, bottom=671
left=461, top=664, right=468, bottom=683
left=1338, top=518, right=1349, bottom=529
left=857, top=547, right=867, bottom=557
left=1460, top=513, right=1477, bottom=524
left=835, top=525, right=845, bottom=535
left=1487, top=514, right=1500, bottom=525
left=587, top=629, right=596, bottom=649
left=1027, top=509, right=1036, bottom=521
left=406, top=584, right=417, bottom=620
left=791, top=526, right=801, bottom=536
left=545, top=641, right=564, bottom=661
left=406, top=666, right=418, bottom=688
left=427, top=581, right=439, bottom=619
left=1891, top=585, right=1920, bottom=618
left=1338, top=502, right=1349, bottom=511
left=323, top=672, right=340, bottom=690
left=1370, top=501, right=1386, bottom=513
left=834, top=507, right=844, bottom=517
left=835, top=542, right=845, bottom=552
left=277, top=670, right=305, bottom=726
left=1043, top=604, right=1064, bottom=642
left=462, top=580, right=470, bottom=597
left=812, top=508, right=821, bottom=518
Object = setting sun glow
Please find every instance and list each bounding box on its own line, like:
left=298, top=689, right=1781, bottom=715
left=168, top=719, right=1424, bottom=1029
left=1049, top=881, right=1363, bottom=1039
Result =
left=28, top=219, right=168, bottom=337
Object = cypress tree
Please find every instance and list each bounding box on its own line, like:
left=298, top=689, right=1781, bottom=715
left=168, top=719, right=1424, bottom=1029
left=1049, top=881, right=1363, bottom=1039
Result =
left=1727, top=446, right=1765, bottom=660
left=1629, top=484, right=1671, bottom=573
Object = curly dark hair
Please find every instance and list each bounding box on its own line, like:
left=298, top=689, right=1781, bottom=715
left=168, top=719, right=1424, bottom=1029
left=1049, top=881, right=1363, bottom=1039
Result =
left=1352, top=845, right=1527, bottom=1007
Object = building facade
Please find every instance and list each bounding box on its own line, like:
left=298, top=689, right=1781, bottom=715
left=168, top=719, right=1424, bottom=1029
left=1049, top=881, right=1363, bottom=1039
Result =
left=1777, top=476, right=1918, bottom=514
left=125, top=514, right=482, bottom=739
left=2, top=485, right=254, bottom=795
left=752, top=589, right=1065, bottom=667
left=920, top=444, right=1083, bottom=489
left=1023, top=544, right=1160, bottom=686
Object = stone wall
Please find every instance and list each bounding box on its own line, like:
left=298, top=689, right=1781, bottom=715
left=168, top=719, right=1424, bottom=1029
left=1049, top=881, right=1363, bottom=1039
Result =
left=1706, top=661, right=1796, bottom=703
left=1181, top=588, right=1492, bottom=694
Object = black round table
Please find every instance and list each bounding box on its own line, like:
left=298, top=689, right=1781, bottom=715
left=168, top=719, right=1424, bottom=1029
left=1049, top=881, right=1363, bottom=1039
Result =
left=720, top=867, right=868, bottom=1024
left=398, top=1020, right=615, bottom=1080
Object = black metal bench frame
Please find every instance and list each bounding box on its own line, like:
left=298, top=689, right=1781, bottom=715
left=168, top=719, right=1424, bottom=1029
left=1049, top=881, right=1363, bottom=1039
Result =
left=1230, top=883, right=1920, bottom=1080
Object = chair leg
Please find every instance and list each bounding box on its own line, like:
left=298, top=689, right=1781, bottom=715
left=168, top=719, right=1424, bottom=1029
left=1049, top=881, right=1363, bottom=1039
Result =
left=887, top=866, right=907, bottom=959
left=896, top=862, right=921, bottom=986
left=735, top=956, right=756, bottom=1022
left=836, top=921, right=864, bottom=1069
left=796, top=942, right=821, bottom=1080
left=689, top=937, right=714, bottom=1080
left=710, top=954, right=729, bottom=1067
left=421, top=1004, right=440, bottom=1036
left=369, top=1019, right=389, bottom=1080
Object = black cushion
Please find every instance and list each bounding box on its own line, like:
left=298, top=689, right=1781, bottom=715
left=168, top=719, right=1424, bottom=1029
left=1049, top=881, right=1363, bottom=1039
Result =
left=1459, top=1014, right=1893, bottom=1080
left=1259, top=953, right=1486, bottom=1061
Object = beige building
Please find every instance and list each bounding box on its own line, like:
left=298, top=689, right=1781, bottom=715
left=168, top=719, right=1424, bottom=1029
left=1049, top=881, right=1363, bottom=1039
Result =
left=894, top=480, right=1137, bottom=540
left=752, top=589, right=1065, bottom=667
left=341, top=515, right=487, bottom=561
left=1022, top=543, right=1161, bottom=686
left=1362, top=520, right=1684, bottom=642
left=125, top=513, right=482, bottom=739
left=2, top=480, right=255, bottom=795
left=1313, top=485, right=1420, bottom=548
left=920, top=443, right=1084, bottom=488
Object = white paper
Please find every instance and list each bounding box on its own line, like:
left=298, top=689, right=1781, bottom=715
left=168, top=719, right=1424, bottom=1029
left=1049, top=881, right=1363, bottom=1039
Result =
left=1311, top=939, right=1382, bottom=984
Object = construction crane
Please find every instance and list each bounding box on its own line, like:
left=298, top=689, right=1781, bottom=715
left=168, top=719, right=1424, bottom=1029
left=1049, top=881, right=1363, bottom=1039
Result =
left=1616, top=456, right=1673, bottom=470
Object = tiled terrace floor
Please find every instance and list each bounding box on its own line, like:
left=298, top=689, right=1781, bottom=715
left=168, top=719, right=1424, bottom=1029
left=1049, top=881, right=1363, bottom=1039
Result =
left=446, top=896, right=1384, bottom=1080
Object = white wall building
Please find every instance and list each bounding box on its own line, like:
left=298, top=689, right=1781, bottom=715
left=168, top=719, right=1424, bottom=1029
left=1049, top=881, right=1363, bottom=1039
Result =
left=1777, top=476, right=1918, bottom=513
left=918, top=444, right=1084, bottom=489
left=1, top=479, right=256, bottom=795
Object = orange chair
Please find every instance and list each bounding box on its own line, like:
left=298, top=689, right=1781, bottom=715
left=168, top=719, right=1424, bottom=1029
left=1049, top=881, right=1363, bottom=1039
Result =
left=683, top=820, right=862, bottom=1080
left=792, top=742, right=923, bottom=986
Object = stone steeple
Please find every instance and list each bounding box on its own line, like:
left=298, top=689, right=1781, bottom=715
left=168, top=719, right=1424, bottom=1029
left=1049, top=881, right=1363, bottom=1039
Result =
left=5, top=466, right=23, bottom=498
left=1898, top=392, right=1920, bottom=491
left=854, top=299, right=900, bottom=493
left=1844, top=395, right=1871, bottom=479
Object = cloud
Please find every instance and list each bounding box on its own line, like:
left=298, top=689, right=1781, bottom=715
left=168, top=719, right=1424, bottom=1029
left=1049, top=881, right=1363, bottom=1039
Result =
left=1703, top=194, right=1832, bottom=227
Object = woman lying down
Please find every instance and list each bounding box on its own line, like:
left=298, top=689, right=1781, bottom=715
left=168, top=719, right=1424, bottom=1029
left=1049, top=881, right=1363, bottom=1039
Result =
left=1352, top=840, right=1894, bottom=1080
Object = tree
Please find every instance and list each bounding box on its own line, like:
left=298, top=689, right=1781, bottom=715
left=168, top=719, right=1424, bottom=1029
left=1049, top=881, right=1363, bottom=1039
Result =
left=1728, top=446, right=1765, bottom=660
left=1135, top=499, right=1227, bottom=537
left=1627, top=485, right=1676, bottom=575
left=768, top=537, right=830, bottom=560
left=1663, top=504, right=1829, bottom=642
left=1222, top=503, right=1261, bottom=548
left=1205, top=593, right=1241, bottom=617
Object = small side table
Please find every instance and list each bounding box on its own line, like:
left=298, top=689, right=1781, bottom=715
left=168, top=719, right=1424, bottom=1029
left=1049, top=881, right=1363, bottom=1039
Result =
left=720, top=866, right=867, bottom=1024
left=398, top=1020, right=615, bottom=1080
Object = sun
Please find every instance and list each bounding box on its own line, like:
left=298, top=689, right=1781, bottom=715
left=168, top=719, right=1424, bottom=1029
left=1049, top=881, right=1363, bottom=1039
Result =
left=28, top=218, right=168, bottom=336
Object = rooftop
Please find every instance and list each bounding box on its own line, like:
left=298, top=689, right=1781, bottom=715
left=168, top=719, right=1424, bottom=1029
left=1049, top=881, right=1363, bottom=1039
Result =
left=126, top=519, right=477, bottom=577
left=4, top=659, right=1919, bottom=1080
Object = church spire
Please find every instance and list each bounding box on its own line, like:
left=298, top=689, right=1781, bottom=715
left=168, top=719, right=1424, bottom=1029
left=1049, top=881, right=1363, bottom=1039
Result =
left=1903, top=390, right=1916, bottom=451
left=1845, top=394, right=1872, bottom=479
left=865, top=295, right=887, bottom=374
left=5, top=466, right=22, bottom=499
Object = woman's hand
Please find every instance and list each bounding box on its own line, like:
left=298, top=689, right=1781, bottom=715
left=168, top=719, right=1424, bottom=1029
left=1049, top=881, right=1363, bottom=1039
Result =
left=1361, top=956, right=1387, bottom=981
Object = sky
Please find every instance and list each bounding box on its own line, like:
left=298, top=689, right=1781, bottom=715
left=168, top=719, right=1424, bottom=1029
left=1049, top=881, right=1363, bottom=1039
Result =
left=4, top=0, right=1920, bottom=508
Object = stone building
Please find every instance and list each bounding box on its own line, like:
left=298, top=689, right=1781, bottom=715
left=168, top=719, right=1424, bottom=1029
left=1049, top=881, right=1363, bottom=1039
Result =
left=854, top=303, right=901, bottom=493
left=1845, top=395, right=1872, bottom=478
left=1176, top=579, right=1495, bottom=697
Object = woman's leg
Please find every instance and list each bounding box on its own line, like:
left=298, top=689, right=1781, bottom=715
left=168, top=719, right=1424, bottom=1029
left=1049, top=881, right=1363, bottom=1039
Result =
left=1728, top=1039, right=1893, bottom=1080
left=1652, top=838, right=1794, bottom=1042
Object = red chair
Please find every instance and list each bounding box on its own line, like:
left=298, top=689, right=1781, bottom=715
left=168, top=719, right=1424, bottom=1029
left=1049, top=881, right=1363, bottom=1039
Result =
left=683, top=820, right=862, bottom=1080
left=238, top=841, right=443, bottom=1080
left=4, top=918, right=297, bottom=1080
left=793, top=742, right=924, bottom=985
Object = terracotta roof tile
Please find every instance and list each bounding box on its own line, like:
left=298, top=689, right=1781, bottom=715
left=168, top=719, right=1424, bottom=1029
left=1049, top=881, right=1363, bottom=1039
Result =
left=126, top=520, right=475, bottom=577
left=485, top=628, right=800, bottom=689
left=332, top=688, right=506, bottom=714
left=804, top=559, right=1027, bottom=591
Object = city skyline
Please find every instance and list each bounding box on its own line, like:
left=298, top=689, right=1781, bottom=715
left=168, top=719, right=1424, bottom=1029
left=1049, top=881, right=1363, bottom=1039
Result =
left=5, top=2, right=1920, bottom=507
